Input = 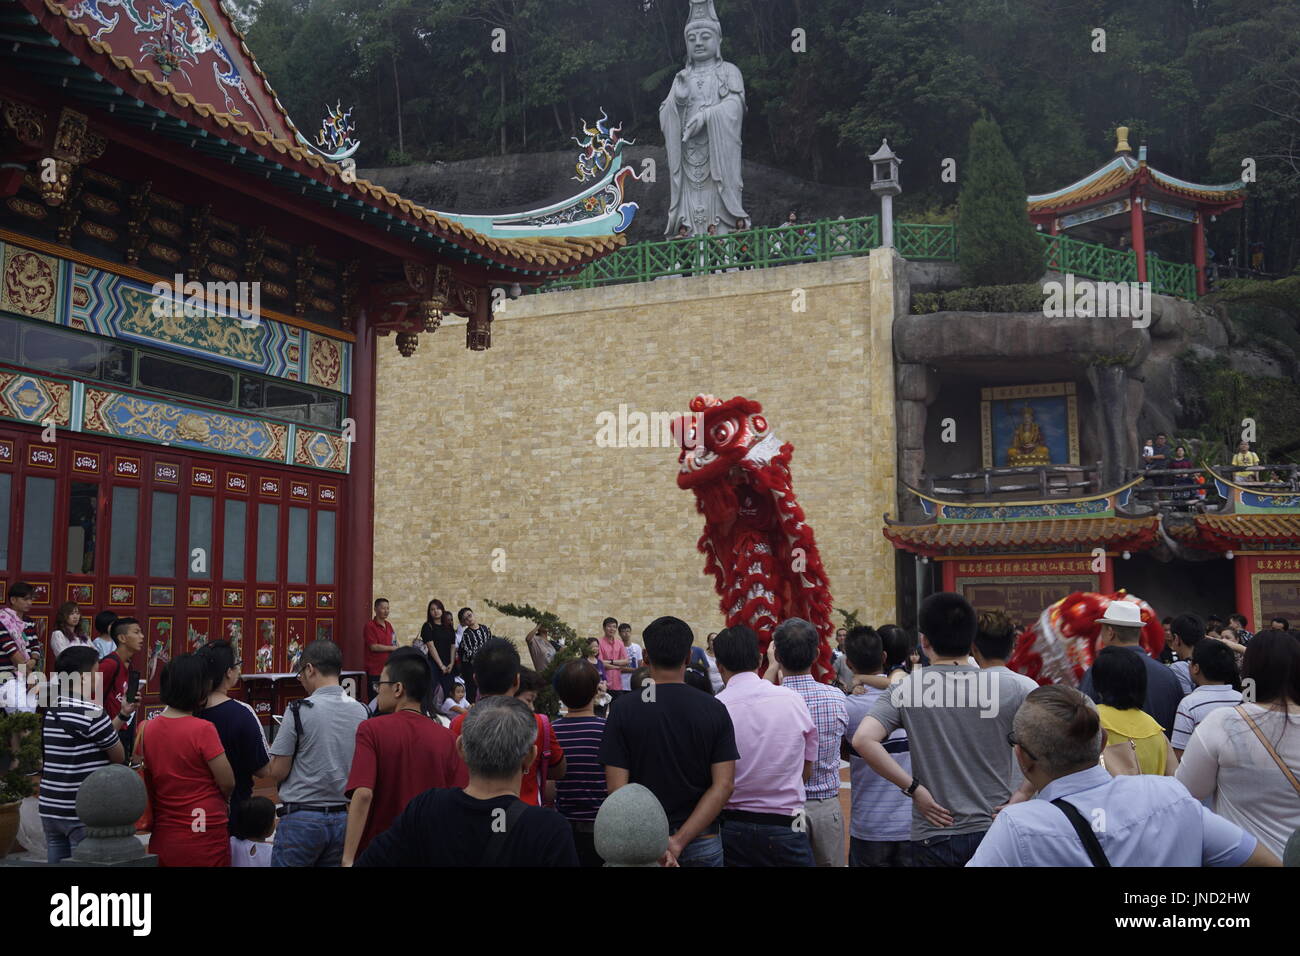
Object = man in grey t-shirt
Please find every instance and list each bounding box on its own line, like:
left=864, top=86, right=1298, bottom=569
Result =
left=853, top=593, right=1032, bottom=867
left=268, top=640, right=368, bottom=867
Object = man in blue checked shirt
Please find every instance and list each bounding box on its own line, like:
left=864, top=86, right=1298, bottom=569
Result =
left=967, top=685, right=1280, bottom=867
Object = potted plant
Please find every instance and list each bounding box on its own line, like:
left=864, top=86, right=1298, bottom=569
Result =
left=0, top=710, right=40, bottom=857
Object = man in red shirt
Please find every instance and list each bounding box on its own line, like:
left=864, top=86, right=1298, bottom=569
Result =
left=451, top=638, right=564, bottom=806
left=96, top=617, right=144, bottom=752
left=363, top=598, right=397, bottom=699
left=341, top=650, right=467, bottom=864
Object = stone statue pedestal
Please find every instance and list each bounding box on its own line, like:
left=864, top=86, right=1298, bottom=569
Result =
left=70, top=765, right=157, bottom=866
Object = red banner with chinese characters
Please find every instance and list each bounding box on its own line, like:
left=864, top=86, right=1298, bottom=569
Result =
left=1246, top=555, right=1300, bottom=632
left=950, top=557, right=1099, bottom=631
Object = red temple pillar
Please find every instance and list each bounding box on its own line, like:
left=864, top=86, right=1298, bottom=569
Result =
left=343, top=310, right=377, bottom=676
left=1048, top=219, right=1060, bottom=236
left=1193, top=211, right=1208, bottom=296
left=941, top=559, right=956, bottom=593
left=1099, top=553, right=1116, bottom=595
left=1233, top=553, right=1253, bottom=631
left=1130, top=193, right=1147, bottom=282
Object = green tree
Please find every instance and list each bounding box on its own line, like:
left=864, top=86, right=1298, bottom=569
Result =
left=956, top=116, right=1042, bottom=286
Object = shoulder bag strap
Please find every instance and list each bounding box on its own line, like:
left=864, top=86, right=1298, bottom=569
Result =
left=1235, top=705, right=1300, bottom=796
left=289, top=698, right=314, bottom=759
left=1050, top=797, right=1111, bottom=867
left=479, top=798, right=529, bottom=867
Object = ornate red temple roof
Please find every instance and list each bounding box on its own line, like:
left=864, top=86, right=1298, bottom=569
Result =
left=1170, top=514, right=1300, bottom=551
left=1026, top=127, right=1246, bottom=218
left=8, top=0, right=626, bottom=274
left=883, top=516, right=1161, bottom=558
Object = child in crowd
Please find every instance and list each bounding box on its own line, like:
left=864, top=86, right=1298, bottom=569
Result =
left=1142, top=437, right=1154, bottom=462
left=440, top=681, right=470, bottom=717
left=91, top=611, right=118, bottom=660
left=515, top=668, right=542, bottom=710
left=230, top=797, right=277, bottom=867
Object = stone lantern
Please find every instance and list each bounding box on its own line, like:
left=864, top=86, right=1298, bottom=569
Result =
left=869, top=138, right=902, bottom=248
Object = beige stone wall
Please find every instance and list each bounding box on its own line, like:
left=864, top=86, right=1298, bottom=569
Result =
left=372, top=251, right=901, bottom=648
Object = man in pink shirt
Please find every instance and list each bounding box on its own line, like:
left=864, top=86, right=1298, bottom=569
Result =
left=596, top=617, right=629, bottom=698
left=714, top=625, right=817, bottom=866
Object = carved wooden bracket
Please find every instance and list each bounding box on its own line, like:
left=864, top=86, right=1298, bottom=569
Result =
left=0, top=101, right=106, bottom=206
left=369, top=261, right=492, bottom=353
left=124, top=180, right=153, bottom=265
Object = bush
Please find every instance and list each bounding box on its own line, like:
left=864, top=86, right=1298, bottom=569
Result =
left=0, top=711, right=40, bottom=804
left=835, top=608, right=864, bottom=629
left=911, top=283, right=1043, bottom=314
left=1179, top=354, right=1300, bottom=461
left=956, top=117, right=1043, bottom=286
left=484, top=600, right=584, bottom=718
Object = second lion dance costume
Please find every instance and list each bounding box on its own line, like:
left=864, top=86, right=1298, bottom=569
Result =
left=673, top=394, right=835, bottom=681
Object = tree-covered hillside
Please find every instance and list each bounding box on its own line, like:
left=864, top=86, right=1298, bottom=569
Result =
left=243, top=0, right=1299, bottom=271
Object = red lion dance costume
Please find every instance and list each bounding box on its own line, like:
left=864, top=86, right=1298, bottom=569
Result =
left=673, top=394, right=835, bottom=681
left=1008, top=590, right=1164, bottom=686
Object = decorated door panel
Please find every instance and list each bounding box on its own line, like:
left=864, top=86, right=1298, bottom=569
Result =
left=0, top=422, right=342, bottom=703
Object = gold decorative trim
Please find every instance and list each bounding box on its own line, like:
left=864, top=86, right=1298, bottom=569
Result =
left=0, top=227, right=355, bottom=342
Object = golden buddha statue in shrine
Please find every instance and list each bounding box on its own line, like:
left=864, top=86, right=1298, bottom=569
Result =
left=1007, top=404, right=1052, bottom=465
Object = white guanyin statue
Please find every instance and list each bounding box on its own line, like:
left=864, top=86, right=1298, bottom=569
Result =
left=660, top=0, right=748, bottom=236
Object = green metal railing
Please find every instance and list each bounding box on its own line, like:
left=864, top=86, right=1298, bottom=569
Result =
left=544, top=215, right=880, bottom=289
left=1037, top=233, right=1196, bottom=299
left=1145, top=252, right=1197, bottom=301
left=542, top=217, right=1198, bottom=299
left=895, top=222, right=957, bottom=260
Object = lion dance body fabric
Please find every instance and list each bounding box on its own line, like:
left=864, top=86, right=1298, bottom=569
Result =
left=673, top=395, right=834, bottom=681
left=1007, top=590, right=1165, bottom=686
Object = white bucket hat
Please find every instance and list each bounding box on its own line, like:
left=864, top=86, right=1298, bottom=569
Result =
left=1096, top=600, right=1144, bottom=628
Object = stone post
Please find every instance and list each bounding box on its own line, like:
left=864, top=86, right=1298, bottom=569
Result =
left=69, top=765, right=157, bottom=866
left=594, top=783, right=669, bottom=866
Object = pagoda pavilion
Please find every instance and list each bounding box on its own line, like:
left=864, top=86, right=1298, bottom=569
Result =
left=1026, top=128, right=1247, bottom=295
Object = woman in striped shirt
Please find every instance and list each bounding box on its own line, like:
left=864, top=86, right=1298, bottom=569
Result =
left=551, top=659, right=608, bottom=867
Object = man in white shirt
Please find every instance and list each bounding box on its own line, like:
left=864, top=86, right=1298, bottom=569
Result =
left=618, top=623, right=643, bottom=675
left=1172, top=638, right=1243, bottom=757
left=968, top=685, right=1278, bottom=867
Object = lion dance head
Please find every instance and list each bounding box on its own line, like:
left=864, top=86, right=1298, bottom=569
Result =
left=1007, top=590, right=1165, bottom=686
left=673, top=394, right=835, bottom=682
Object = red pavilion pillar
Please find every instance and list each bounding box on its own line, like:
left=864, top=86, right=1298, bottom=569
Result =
left=1130, top=192, right=1147, bottom=282
left=1233, top=553, right=1253, bottom=632
left=343, top=309, right=377, bottom=677
left=1193, top=211, right=1208, bottom=296
left=941, top=559, right=956, bottom=592
left=1098, top=554, right=1116, bottom=594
